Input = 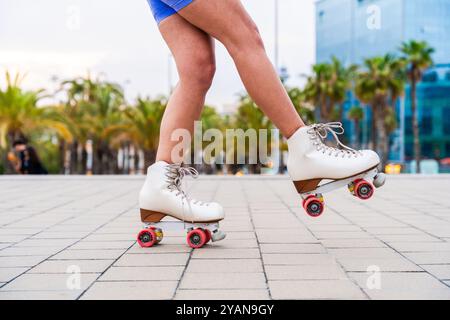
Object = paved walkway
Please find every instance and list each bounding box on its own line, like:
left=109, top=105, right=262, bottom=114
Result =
left=0, top=175, right=449, bottom=300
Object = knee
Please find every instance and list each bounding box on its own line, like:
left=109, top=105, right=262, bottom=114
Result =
left=224, top=22, right=265, bottom=55
left=179, top=53, right=216, bottom=91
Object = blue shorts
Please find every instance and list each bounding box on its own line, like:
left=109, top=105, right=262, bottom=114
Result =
left=147, top=0, right=194, bottom=24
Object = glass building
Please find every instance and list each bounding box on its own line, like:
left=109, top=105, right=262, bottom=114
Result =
left=316, top=0, right=450, bottom=162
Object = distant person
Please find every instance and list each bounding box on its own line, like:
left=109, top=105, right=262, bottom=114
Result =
left=10, top=140, right=48, bottom=175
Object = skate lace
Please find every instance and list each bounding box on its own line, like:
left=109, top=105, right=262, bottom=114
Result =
left=307, top=122, right=362, bottom=158
left=165, top=164, right=208, bottom=206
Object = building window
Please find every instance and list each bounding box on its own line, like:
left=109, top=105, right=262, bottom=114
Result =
left=444, top=108, right=450, bottom=135
left=421, top=143, right=433, bottom=159
left=446, top=143, right=450, bottom=158
left=420, top=112, right=433, bottom=135
left=422, top=72, right=438, bottom=82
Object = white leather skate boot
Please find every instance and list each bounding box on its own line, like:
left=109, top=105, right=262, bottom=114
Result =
left=287, top=123, right=386, bottom=217
left=139, top=161, right=225, bottom=224
left=287, top=122, right=381, bottom=193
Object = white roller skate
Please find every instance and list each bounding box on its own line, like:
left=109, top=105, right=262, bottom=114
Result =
left=136, top=161, right=226, bottom=249
left=287, top=122, right=386, bottom=217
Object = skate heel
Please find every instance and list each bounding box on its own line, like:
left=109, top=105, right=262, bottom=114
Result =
left=293, top=179, right=322, bottom=194
left=140, top=209, right=166, bottom=223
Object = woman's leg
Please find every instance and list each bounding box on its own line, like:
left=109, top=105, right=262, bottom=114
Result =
left=156, top=14, right=216, bottom=163
left=176, top=0, right=305, bottom=138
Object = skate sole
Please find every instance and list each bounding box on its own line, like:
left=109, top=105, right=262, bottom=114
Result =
left=140, top=208, right=223, bottom=224
left=293, top=164, right=380, bottom=193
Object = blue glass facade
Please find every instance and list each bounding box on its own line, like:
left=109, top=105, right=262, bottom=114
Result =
left=316, top=0, right=450, bottom=162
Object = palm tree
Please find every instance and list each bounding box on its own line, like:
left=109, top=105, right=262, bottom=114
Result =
left=400, top=40, right=434, bottom=173
left=0, top=71, right=72, bottom=173
left=234, top=94, right=273, bottom=174
left=61, top=76, right=125, bottom=174
left=347, top=106, right=364, bottom=149
left=107, top=97, right=166, bottom=171
left=355, top=54, right=405, bottom=167
left=0, top=72, right=46, bottom=147
left=304, top=57, right=356, bottom=122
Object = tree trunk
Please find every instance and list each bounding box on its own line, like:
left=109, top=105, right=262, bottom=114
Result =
left=371, top=105, right=378, bottom=153
left=80, top=145, right=87, bottom=175
left=354, top=119, right=360, bottom=149
left=70, top=141, right=78, bottom=174
left=143, top=149, right=156, bottom=170
left=58, top=140, right=66, bottom=174
left=411, top=78, right=421, bottom=173
left=377, top=104, right=388, bottom=170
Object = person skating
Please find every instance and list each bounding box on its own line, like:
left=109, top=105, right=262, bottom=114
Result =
left=138, top=0, right=384, bottom=248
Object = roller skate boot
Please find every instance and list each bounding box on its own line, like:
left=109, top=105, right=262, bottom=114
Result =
left=136, top=161, right=226, bottom=249
left=287, top=122, right=386, bottom=217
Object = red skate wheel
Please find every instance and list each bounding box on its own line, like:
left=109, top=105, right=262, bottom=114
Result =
left=187, top=229, right=207, bottom=249
left=303, top=197, right=324, bottom=218
left=204, top=229, right=212, bottom=244
left=137, top=228, right=157, bottom=248
left=354, top=180, right=374, bottom=200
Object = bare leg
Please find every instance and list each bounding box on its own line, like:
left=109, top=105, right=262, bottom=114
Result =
left=156, top=15, right=216, bottom=163
left=177, top=0, right=305, bottom=138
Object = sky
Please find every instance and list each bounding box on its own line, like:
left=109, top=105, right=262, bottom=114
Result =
left=0, top=0, right=316, bottom=111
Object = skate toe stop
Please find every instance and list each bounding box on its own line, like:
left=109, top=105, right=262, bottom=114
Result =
left=211, top=230, right=226, bottom=242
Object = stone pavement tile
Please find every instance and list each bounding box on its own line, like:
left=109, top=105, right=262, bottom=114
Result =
left=388, top=242, right=450, bottom=252
left=259, top=244, right=324, bottom=254
left=69, top=240, right=134, bottom=250
left=262, top=253, right=338, bottom=266
left=0, top=273, right=99, bottom=291
left=252, top=215, right=303, bottom=229
left=222, top=232, right=256, bottom=240
left=420, top=265, right=450, bottom=280
left=127, top=243, right=191, bottom=254
left=320, top=239, right=386, bottom=249
left=29, top=260, right=114, bottom=274
left=84, top=233, right=135, bottom=241
left=0, top=228, right=42, bottom=236
left=0, top=290, right=81, bottom=300
left=364, top=228, right=425, bottom=235
left=221, top=221, right=254, bottom=231
left=269, top=279, right=367, bottom=300
left=403, top=252, right=450, bottom=264
left=337, top=257, right=422, bottom=272
left=180, top=273, right=266, bottom=289
left=265, top=265, right=347, bottom=280
left=328, top=248, right=400, bottom=259
left=312, top=231, right=373, bottom=239
left=0, top=234, right=29, bottom=242
left=211, top=239, right=258, bottom=249
left=0, top=246, right=65, bottom=257
left=80, top=281, right=178, bottom=300
left=0, top=243, right=11, bottom=249
left=191, top=248, right=260, bottom=259
left=0, top=256, right=48, bottom=267
left=307, top=225, right=362, bottom=232
left=174, top=289, right=270, bottom=300
left=186, top=259, right=263, bottom=273
left=114, top=253, right=189, bottom=266
left=30, top=231, right=89, bottom=239
left=51, top=249, right=125, bottom=260
left=14, top=239, right=79, bottom=248
left=0, top=267, right=28, bottom=282
left=99, top=266, right=183, bottom=281
left=348, top=272, right=450, bottom=300
left=376, top=234, right=441, bottom=243
left=256, top=229, right=317, bottom=244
